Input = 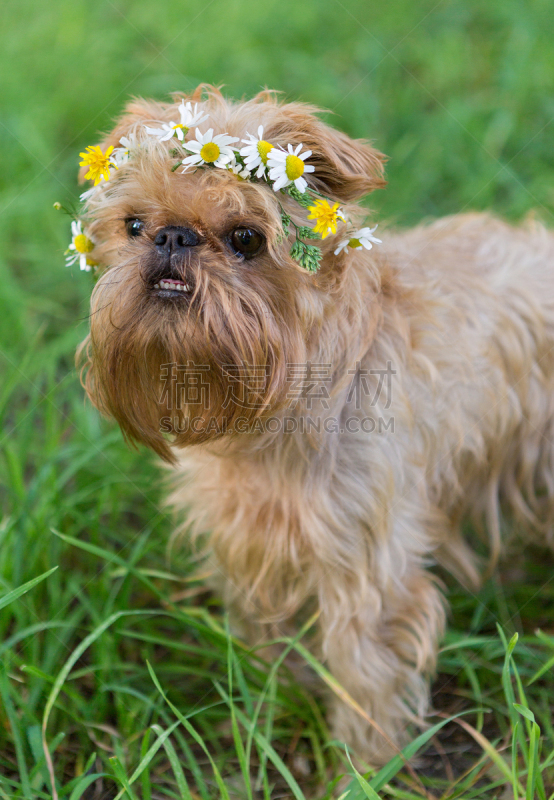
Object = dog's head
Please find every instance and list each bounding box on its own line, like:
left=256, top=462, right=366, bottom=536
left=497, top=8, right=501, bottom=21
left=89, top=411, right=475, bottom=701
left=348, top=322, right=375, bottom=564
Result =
left=77, top=86, right=385, bottom=461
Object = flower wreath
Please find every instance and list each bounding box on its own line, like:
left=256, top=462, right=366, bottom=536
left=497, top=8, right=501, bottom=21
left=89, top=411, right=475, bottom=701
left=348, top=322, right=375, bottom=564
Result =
left=59, top=99, right=381, bottom=274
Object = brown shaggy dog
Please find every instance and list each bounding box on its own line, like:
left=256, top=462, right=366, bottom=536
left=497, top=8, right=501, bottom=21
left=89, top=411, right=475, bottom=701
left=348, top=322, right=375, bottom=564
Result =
left=78, top=85, right=554, bottom=764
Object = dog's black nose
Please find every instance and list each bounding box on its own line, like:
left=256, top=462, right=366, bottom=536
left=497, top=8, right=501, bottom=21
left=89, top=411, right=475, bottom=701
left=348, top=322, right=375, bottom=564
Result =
left=154, top=226, right=200, bottom=256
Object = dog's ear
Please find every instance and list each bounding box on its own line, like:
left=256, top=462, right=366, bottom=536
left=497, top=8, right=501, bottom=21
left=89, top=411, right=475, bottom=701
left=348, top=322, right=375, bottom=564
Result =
left=265, top=103, right=387, bottom=202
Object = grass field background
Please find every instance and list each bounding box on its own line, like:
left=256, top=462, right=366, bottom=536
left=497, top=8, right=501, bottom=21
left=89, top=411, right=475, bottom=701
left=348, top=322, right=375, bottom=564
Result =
left=2, top=0, right=554, bottom=797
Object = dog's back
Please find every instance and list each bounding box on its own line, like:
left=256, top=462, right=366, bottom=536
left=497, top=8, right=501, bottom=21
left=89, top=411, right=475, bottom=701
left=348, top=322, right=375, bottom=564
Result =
left=380, top=212, right=554, bottom=559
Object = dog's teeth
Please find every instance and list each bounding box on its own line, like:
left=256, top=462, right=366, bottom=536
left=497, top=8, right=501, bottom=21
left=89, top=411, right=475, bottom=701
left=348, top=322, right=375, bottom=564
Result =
left=155, top=280, right=188, bottom=292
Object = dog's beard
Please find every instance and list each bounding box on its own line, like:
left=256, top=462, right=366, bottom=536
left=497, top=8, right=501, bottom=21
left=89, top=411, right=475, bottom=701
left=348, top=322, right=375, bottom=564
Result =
left=81, top=255, right=307, bottom=461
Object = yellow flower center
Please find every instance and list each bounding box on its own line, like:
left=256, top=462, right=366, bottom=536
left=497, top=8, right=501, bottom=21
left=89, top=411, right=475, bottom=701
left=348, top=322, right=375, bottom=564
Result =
left=200, top=142, right=221, bottom=163
left=74, top=234, right=94, bottom=254
left=172, top=124, right=189, bottom=133
left=285, top=154, right=305, bottom=181
left=349, top=238, right=361, bottom=249
left=257, top=140, right=273, bottom=164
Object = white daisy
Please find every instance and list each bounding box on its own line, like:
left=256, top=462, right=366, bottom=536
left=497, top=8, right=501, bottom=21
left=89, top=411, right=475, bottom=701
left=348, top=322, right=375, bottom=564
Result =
left=267, top=143, right=315, bottom=193
left=181, top=128, right=239, bottom=170
left=333, top=238, right=350, bottom=256
left=111, top=132, right=139, bottom=167
left=65, top=220, right=95, bottom=271
left=334, top=225, right=382, bottom=256
left=226, top=156, right=251, bottom=179
left=239, top=125, right=274, bottom=178
left=80, top=182, right=103, bottom=203
left=145, top=100, right=209, bottom=142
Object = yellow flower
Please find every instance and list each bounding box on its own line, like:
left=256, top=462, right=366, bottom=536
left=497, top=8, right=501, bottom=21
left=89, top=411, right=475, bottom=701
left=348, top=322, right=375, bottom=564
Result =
left=79, top=145, right=117, bottom=185
left=307, top=199, right=345, bottom=239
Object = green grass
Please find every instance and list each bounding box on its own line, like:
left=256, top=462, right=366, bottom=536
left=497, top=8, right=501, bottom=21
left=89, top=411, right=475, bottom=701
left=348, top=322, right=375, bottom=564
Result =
left=2, top=0, right=554, bottom=796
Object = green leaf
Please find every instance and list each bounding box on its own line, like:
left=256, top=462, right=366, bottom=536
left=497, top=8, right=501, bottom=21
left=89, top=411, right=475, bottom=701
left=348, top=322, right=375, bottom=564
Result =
left=290, top=241, right=322, bottom=273
left=280, top=210, right=292, bottom=235
left=284, top=185, right=315, bottom=208
left=514, top=703, right=536, bottom=723
left=296, top=225, right=320, bottom=240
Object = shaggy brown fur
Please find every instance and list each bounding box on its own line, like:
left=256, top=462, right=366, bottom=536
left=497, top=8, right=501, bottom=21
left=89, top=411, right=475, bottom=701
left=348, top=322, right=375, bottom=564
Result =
left=78, top=86, right=554, bottom=764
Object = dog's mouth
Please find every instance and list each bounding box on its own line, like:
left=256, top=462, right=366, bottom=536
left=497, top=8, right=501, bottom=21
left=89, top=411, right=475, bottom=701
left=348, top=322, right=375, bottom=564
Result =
left=152, top=278, right=191, bottom=298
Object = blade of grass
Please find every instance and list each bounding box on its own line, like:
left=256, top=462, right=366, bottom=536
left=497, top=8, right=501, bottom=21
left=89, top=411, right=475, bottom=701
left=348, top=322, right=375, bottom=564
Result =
left=442, top=714, right=525, bottom=795
left=67, top=774, right=110, bottom=800
left=256, top=673, right=277, bottom=792
left=244, top=612, right=319, bottom=778
left=0, top=660, right=32, bottom=799
left=110, top=756, right=140, bottom=800
left=364, top=711, right=479, bottom=793
left=345, top=747, right=381, bottom=799
left=42, top=610, right=160, bottom=800
left=112, top=721, right=182, bottom=800
left=51, top=530, right=165, bottom=601
left=140, top=728, right=152, bottom=800
left=214, top=681, right=305, bottom=800
left=0, top=566, right=58, bottom=612
left=512, top=721, right=520, bottom=800
left=528, top=652, right=554, bottom=686
left=514, top=704, right=546, bottom=800
left=498, top=627, right=529, bottom=769
left=147, top=662, right=231, bottom=800
left=150, top=724, right=193, bottom=800
left=463, top=659, right=485, bottom=732
left=225, top=620, right=253, bottom=800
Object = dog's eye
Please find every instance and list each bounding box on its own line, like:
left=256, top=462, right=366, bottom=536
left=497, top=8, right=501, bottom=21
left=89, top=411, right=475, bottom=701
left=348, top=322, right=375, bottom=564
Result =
left=229, top=227, right=264, bottom=258
left=126, top=219, right=145, bottom=238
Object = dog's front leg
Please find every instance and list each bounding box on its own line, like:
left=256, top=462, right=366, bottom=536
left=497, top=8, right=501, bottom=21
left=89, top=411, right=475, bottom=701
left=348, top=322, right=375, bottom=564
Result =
left=317, top=544, right=445, bottom=765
